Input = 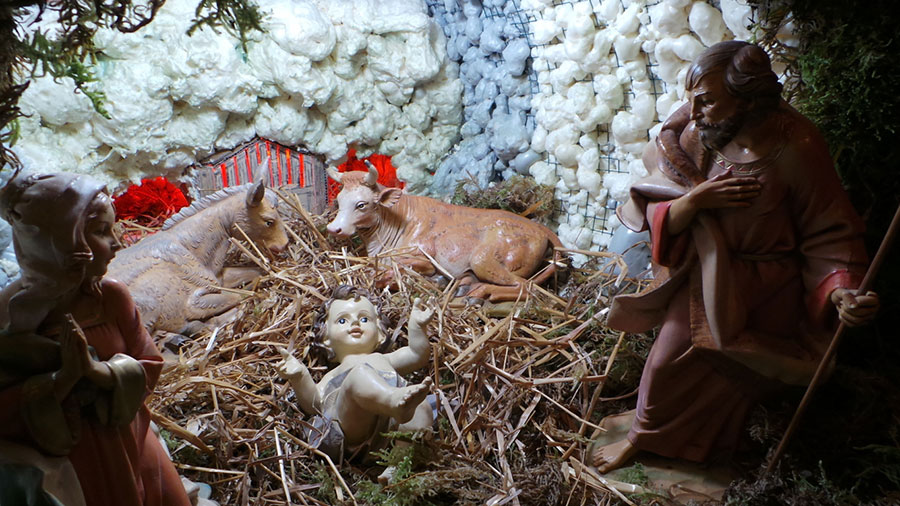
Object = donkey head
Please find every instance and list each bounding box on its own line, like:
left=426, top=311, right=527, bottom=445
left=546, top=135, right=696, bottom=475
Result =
left=238, top=181, right=289, bottom=255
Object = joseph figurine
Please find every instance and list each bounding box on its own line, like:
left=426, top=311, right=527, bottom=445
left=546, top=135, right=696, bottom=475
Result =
left=593, top=41, right=879, bottom=472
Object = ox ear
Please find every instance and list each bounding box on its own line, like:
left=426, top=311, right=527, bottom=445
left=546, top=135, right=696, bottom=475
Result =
left=326, top=166, right=342, bottom=183
left=247, top=180, right=266, bottom=208
left=378, top=187, right=401, bottom=208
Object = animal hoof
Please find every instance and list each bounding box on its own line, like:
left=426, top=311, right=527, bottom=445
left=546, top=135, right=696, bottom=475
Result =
left=463, top=296, right=486, bottom=306
left=427, top=274, right=450, bottom=290
left=454, top=284, right=473, bottom=297
left=159, top=333, right=189, bottom=353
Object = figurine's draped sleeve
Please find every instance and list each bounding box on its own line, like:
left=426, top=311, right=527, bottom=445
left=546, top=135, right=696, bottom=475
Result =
left=3, top=352, right=148, bottom=456
left=91, top=354, right=146, bottom=427
left=782, top=131, right=868, bottom=328
left=646, top=201, right=690, bottom=268
left=608, top=143, right=694, bottom=334
left=616, top=139, right=691, bottom=235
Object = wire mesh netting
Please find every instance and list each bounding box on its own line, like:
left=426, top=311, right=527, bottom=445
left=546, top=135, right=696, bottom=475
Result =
left=425, top=0, right=670, bottom=244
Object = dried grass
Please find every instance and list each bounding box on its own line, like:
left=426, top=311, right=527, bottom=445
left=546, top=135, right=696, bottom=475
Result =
left=144, top=192, right=653, bottom=506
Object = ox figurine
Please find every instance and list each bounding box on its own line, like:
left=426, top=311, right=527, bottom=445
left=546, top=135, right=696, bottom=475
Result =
left=107, top=181, right=289, bottom=336
left=327, top=162, right=564, bottom=302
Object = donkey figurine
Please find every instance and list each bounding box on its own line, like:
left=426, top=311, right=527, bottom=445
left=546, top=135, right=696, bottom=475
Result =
left=107, top=181, right=289, bottom=336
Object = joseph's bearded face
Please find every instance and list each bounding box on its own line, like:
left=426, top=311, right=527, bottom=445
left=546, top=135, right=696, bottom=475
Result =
left=697, top=113, right=746, bottom=151
left=688, top=72, right=749, bottom=151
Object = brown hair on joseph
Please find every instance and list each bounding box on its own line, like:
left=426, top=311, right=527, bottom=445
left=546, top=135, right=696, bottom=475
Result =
left=685, top=40, right=783, bottom=113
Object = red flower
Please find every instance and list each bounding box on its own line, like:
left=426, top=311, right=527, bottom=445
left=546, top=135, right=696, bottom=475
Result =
left=113, top=177, right=190, bottom=226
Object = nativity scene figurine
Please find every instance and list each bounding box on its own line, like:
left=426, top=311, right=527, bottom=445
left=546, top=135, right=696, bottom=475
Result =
left=277, top=285, right=435, bottom=483
left=106, top=180, right=289, bottom=337
left=593, top=40, right=880, bottom=473
left=0, top=171, right=191, bottom=506
left=327, top=162, right=565, bottom=302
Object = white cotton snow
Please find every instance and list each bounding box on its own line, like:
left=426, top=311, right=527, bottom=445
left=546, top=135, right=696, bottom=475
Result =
left=428, top=0, right=537, bottom=194
left=689, top=2, right=729, bottom=47
left=718, top=0, right=754, bottom=41
left=11, top=0, right=462, bottom=192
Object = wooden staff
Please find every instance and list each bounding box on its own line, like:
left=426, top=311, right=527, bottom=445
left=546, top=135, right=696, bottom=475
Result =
left=766, top=202, right=900, bottom=473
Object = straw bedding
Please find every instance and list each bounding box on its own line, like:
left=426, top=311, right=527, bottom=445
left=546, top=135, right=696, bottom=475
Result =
left=136, top=191, right=653, bottom=505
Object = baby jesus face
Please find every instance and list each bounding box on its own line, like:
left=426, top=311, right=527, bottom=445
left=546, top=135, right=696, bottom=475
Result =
left=324, top=297, right=383, bottom=361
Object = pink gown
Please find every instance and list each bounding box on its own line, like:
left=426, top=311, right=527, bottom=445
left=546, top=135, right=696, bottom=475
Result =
left=0, top=279, right=190, bottom=506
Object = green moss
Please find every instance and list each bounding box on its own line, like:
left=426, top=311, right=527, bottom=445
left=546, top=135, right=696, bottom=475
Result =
left=726, top=462, right=860, bottom=506
left=450, top=175, right=556, bottom=225
left=312, top=462, right=338, bottom=504
left=619, top=463, right=650, bottom=487
left=158, top=428, right=178, bottom=454
left=354, top=435, right=438, bottom=506
left=171, top=442, right=212, bottom=469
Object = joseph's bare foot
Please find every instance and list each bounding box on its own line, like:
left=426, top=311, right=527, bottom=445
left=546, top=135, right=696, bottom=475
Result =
left=591, top=438, right=639, bottom=473
left=390, top=378, right=432, bottom=423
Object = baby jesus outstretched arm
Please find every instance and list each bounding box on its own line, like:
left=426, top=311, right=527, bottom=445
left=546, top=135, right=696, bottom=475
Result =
left=384, top=298, right=434, bottom=375
left=277, top=349, right=320, bottom=416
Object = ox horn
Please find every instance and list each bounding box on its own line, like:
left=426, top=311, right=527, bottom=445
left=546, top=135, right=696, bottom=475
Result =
left=364, top=160, right=379, bottom=186
left=326, top=166, right=342, bottom=183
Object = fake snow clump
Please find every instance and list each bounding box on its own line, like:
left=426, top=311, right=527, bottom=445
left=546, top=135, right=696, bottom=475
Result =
left=426, top=0, right=539, bottom=194
left=11, top=0, right=463, bottom=192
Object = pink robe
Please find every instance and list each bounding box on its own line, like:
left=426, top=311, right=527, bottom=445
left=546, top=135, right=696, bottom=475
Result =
left=0, top=279, right=190, bottom=506
left=609, top=107, right=868, bottom=461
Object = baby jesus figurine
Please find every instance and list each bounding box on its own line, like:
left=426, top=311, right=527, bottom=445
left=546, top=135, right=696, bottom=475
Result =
left=277, top=285, right=434, bottom=480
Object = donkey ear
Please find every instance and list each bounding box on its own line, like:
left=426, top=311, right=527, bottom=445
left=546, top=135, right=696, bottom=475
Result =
left=378, top=187, right=401, bottom=208
left=247, top=180, right=266, bottom=208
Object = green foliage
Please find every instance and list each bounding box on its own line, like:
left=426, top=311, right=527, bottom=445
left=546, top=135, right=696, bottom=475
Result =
left=852, top=444, right=900, bottom=496
left=451, top=174, right=556, bottom=225
left=354, top=435, right=437, bottom=506
left=158, top=428, right=178, bottom=454
left=312, top=462, right=338, bottom=504
left=189, top=0, right=265, bottom=52
left=19, top=31, right=109, bottom=118
left=4, top=118, right=19, bottom=146
left=439, top=370, right=455, bottom=385
left=619, top=462, right=650, bottom=487
left=157, top=429, right=211, bottom=469
left=726, top=462, right=860, bottom=506
left=793, top=22, right=897, bottom=188
left=65, top=60, right=108, bottom=118
left=0, top=84, right=24, bottom=158
left=172, top=441, right=212, bottom=469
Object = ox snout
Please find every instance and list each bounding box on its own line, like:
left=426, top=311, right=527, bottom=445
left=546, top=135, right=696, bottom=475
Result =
left=326, top=219, right=352, bottom=239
